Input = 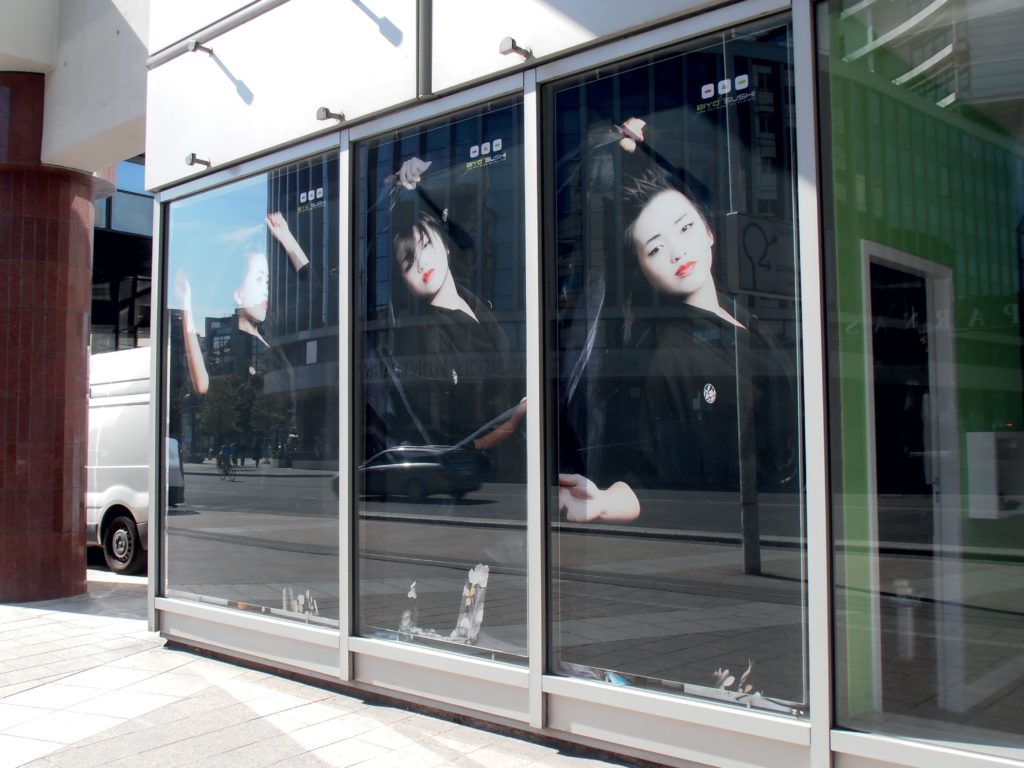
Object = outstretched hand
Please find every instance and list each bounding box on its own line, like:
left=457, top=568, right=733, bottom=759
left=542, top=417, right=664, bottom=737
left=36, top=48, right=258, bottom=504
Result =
left=558, top=473, right=603, bottom=522
left=172, top=270, right=193, bottom=313
left=395, top=157, right=432, bottom=190
left=617, top=117, right=646, bottom=153
left=266, top=211, right=309, bottom=270
left=558, top=473, right=641, bottom=523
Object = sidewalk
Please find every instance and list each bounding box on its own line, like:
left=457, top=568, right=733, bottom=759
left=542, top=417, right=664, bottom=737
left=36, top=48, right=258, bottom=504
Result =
left=0, top=571, right=634, bottom=768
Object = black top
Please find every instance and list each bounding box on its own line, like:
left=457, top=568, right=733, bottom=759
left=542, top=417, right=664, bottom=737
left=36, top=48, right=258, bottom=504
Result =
left=561, top=301, right=798, bottom=500
left=638, top=305, right=797, bottom=493
left=389, top=289, right=516, bottom=447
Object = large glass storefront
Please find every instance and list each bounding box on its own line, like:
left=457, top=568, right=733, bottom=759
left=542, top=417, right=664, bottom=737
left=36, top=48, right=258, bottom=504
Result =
left=152, top=2, right=1024, bottom=764
left=818, top=0, right=1024, bottom=758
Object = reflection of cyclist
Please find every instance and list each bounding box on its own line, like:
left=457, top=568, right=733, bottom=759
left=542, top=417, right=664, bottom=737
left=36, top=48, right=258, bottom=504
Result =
left=217, top=443, right=234, bottom=471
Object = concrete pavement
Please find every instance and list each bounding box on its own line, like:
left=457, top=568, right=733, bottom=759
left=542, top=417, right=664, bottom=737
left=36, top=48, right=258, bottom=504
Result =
left=0, top=570, right=637, bottom=768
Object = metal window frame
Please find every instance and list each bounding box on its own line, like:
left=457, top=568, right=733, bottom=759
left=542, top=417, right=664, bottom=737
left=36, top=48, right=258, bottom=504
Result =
left=525, top=3, right=819, bottom=763
left=148, top=0, right=1024, bottom=763
left=151, top=129, right=348, bottom=679
left=342, top=74, right=534, bottom=724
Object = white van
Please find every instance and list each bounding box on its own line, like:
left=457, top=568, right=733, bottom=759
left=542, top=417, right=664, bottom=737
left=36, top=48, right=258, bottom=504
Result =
left=87, top=347, right=183, bottom=574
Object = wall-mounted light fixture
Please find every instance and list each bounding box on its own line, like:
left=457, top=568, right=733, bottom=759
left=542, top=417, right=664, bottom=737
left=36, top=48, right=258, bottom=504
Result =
left=316, top=107, right=345, bottom=122
left=186, top=39, right=214, bottom=55
left=498, top=36, right=532, bottom=59
left=184, top=153, right=211, bottom=168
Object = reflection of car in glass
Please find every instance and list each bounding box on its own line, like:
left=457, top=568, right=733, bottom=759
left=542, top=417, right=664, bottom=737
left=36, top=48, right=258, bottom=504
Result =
left=355, top=446, right=484, bottom=501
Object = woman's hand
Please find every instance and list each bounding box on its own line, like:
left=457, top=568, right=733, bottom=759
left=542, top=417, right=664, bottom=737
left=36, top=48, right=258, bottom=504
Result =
left=172, top=270, right=196, bottom=335
left=394, top=157, right=432, bottom=190
left=173, top=270, right=192, bottom=310
left=617, top=117, right=646, bottom=153
left=558, top=474, right=640, bottom=522
left=174, top=270, right=209, bottom=394
left=266, top=211, right=309, bottom=270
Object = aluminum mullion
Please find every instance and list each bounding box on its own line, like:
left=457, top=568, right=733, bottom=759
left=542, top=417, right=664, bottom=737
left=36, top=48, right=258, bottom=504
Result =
left=337, top=129, right=353, bottom=681
left=148, top=196, right=165, bottom=633
left=523, top=68, right=546, bottom=731
left=792, top=2, right=833, bottom=767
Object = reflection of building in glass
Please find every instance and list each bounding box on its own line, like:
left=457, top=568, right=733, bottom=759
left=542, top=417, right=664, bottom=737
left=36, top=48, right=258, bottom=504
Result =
left=166, top=155, right=341, bottom=469
left=91, top=156, right=152, bottom=354
left=263, top=154, right=341, bottom=467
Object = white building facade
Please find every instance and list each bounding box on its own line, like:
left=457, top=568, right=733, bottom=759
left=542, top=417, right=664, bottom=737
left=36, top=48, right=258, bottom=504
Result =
left=138, top=2, right=1024, bottom=767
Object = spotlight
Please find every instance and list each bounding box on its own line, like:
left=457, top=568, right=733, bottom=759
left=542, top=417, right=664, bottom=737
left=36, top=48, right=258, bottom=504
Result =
left=184, top=153, right=211, bottom=168
left=186, top=39, right=214, bottom=55
left=316, top=107, right=345, bottom=122
left=498, top=36, right=532, bottom=59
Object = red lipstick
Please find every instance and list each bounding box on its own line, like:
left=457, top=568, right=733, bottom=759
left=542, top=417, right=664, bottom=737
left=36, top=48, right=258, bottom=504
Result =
left=422, top=268, right=435, bottom=284
left=676, top=261, right=697, bottom=277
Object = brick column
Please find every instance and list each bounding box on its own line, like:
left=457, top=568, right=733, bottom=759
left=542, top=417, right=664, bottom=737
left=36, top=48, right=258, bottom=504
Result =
left=1, top=73, right=98, bottom=601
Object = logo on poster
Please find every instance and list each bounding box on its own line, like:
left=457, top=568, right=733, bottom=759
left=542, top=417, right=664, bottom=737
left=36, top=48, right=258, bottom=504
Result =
left=298, top=186, right=325, bottom=213
left=697, top=74, right=754, bottom=114
left=466, top=137, right=507, bottom=170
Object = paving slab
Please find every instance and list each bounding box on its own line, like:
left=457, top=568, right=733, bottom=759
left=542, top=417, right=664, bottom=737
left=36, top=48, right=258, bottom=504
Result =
left=1, top=570, right=639, bottom=768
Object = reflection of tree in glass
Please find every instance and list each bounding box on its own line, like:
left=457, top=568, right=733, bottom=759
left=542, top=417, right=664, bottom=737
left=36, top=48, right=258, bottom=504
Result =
left=249, top=388, right=290, bottom=443
left=198, top=376, right=243, bottom=445
left=196, top=373, right=292, bottom=455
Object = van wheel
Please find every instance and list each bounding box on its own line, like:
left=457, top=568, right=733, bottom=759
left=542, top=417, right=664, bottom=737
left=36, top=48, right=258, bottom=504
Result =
left=103, top=514, right=146, bottom=574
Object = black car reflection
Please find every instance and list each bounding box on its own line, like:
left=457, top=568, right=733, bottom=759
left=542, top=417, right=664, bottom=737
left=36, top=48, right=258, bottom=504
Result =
left=353, top=445, right=485, bottom=501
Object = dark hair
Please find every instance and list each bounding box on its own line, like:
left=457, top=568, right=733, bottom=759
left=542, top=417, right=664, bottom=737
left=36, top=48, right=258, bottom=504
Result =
left=621, top=164, right=713, bottom=254
left=390, top=202, right=449, bottom=275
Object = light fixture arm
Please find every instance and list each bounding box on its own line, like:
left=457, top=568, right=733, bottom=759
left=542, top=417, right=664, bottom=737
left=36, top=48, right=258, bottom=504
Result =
left=184, top=153, right=211, bottom=168
left=316, top=107, right=345, bottom=122
left=186, top=39, right=214, bottom=55
left=498, top=36, right=532, bottom=59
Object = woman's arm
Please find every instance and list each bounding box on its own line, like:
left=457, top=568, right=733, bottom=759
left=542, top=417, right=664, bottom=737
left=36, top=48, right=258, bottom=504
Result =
left=558, top=473, right=640, bottom=522
left=266, top=212, right=309, bottom=271
left=173, top=271, right=209, bottom=395
left=472, top=397, right=526, bottom=451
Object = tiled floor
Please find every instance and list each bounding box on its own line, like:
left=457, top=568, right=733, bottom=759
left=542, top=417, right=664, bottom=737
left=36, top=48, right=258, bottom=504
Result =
left=0, top=570, right=636, bottom=768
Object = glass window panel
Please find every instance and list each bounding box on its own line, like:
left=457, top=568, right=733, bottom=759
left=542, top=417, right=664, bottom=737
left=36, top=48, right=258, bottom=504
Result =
left=819, top=0, right=1024, bottom=756
left=354, top=100, right=528, bottom=661
left=117, top=158, right=148, bottom=195
left=163, top=152, right=340, bottom=625
left=110, top=191, right=154, bottom=236
left=546, top=18, right=806, bottom=713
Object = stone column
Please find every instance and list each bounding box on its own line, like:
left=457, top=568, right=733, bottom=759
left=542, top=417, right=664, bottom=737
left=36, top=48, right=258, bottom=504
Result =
left=1, top=72, right=101, bottom=601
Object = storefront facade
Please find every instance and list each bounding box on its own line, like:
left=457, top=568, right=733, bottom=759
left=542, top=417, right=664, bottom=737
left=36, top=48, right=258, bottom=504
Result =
left=145, top=1, right=1024, bottom=765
